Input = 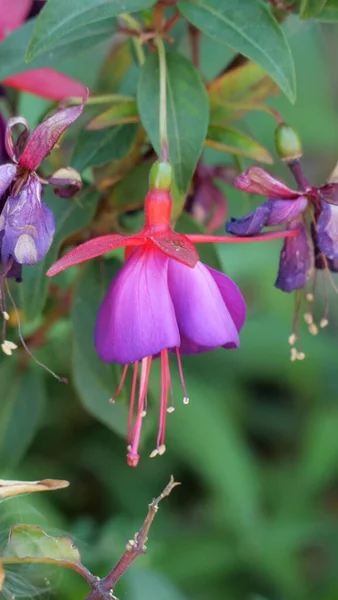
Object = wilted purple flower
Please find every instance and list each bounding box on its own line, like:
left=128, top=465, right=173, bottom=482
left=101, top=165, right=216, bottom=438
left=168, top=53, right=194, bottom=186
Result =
left=226, top=165, right=338, bottom=291
left=0, top=94, right=86, bottom=275
left=0, top=92, right=87, bottom=354
left=226, top=164, right=338, bottom=357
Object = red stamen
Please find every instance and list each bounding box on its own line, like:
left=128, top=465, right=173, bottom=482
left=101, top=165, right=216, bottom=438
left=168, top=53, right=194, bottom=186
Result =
left=127, top=361, right=139, bottom=444
left=175, top=347, right=188, bottom=401
left=127, top=357, right=152, bottom=467
left=113, top=364, right=129, bottom=400
left=156, top=350, right=169, bottom=450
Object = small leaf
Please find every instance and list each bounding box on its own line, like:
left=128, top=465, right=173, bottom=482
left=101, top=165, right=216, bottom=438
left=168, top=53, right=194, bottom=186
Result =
left=26, top=0, right=156, bottom=62
left=137, top=51, right=209, bottom=196
left=299, top=0, right=327, bottom=18
left=86, top=101, right=139, bottom=130
left=2, top=525, right=81, bottom=571
left=208, top=61, right=278, bottom=122
left=177, top=0, right=296, bottom=102
left=72, top=123, right=138, bottom=172
left=20, top=187, right=100, bottom=322
left=205, top=125, right=273, bottom=163
left=0, top=479, right=69, bottom=500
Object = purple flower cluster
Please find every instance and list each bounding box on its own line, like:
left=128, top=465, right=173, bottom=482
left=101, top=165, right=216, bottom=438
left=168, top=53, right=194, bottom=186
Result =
left=226, top=165, right=338, bottom=292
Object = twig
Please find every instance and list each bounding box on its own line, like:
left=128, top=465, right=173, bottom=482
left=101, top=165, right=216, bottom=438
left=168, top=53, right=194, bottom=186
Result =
left=83, top=476, right=180, bottom=600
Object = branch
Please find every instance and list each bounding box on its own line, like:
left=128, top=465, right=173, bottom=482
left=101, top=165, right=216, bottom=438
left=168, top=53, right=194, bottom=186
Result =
left=84, top=476, right=180, bottom=600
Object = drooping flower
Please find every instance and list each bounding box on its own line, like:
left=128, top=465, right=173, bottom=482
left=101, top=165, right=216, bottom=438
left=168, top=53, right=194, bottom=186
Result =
left=0, top=0, right=86, bottom=101
left=0, top=93, right=87, bottom=348
left=226, top=165, right=338, bottom=288
left=226, top=163, right=338, bottom=357
left=48, top=160, right=295, bottom=467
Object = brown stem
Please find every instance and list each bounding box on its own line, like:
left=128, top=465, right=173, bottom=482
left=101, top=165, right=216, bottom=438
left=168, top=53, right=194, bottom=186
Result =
left=163, top=12, right=180, bottom=33
left=188, top=23, right=200, bottom=68
left=83, top=477, right=180, bottom=600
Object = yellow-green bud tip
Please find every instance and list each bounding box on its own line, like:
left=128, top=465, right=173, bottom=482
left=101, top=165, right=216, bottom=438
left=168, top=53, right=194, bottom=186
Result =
left=275, top=124, right=303, bottom=161
left=149, top=160, right=173, bottom=191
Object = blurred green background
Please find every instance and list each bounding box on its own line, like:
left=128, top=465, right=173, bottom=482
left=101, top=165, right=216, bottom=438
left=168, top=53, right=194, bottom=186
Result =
left=2, top=15, right=338, bottom=600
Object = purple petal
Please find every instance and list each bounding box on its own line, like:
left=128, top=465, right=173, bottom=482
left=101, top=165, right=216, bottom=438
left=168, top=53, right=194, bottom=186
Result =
left=234, top=166, right=299, bottom=199
left=226, top=203, right=271, bottom=236
left=275, top=218, right=314, bottom=293
left=318, top=183, right=338, bottom=205
left=226, top=196, right=307, bottom=236
left=95, top=247, right=180, bottom=364
left=19, top=91, right=88, bottom=171
left=316, top=201, right=338, bottom=260
left=168, top=259, right=239, bottom=353
left=206, top=265, right=246, bottom=332
left=0, top=164, right=17, bottom=198
left=1, top=175, right=55, bottom=265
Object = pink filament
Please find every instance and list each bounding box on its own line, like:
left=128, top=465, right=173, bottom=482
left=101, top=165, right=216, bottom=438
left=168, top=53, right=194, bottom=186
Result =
left=127, top=357, right=152, bottom=467
left=175, top=347, right=188, bottom=398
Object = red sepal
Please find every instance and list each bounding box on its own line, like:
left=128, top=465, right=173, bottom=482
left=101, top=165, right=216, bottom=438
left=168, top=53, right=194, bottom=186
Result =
left=187, top=230, right=300, bottom=244
left=149, top=231, right=199, bottom=267
left=4, top=69, right=87, bottom=101
left=47, top=235, right=145, bottom=276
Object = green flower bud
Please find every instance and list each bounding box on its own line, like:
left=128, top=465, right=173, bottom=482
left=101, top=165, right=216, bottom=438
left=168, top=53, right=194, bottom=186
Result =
left=275, top=124, right=303, bottom=161
left=149, top=160, right=173, bottom=191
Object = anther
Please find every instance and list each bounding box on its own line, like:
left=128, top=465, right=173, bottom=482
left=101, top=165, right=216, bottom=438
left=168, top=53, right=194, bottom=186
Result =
left=2, top=311, right=9, bottom=321
left=167, top=406, right=175, bottom=413
left=288, top=333, right=297, bottom=346
left=1, top=340, right=18, bottom=355
left=320, top=318, right=329, bottom=328
left=149, top=449, right=159, bottom=458
left=290, top=347, right=298, bottom=362
left=297, top=351, right=305, bottom=360
left=140, top=410, right=147, bottom=418
left=109, top=398, right=115, bottom=404
left=304, top=312, right=313, bottom=325
left=306, top=293, right=314, bottom=302
left=158, top=444, right=166, bottom=455
left=183, top=396, right=190, bottom=405
left=309, top=323, right=318, bottom=335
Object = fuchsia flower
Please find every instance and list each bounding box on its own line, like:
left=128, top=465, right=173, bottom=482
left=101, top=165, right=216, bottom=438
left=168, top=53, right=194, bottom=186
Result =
left=48, top=161, right=295, bottom=467
left=0, top=0, right=86, bottom=100
left=0, top=93, right=86, bottom=332
left=226, top=165, right=338, bottom=292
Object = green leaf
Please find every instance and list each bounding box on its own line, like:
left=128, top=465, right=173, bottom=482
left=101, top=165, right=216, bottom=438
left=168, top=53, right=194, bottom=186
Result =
left=26, top=0, right=156, bottom=62
left=108, top=161, right=149, bottom=210
left=0, top=19, right=116, bottom=80
left=205, top=124, right=273, bottom=163
left=87, top=100, right=139, bottom=130
left=177, top=0, right=296, bottom=102
left=137, top=51, right=209, bottom=196
left=208, top=61, right=278, bottom=122
left=299, top=0, right=327, bottom=18
left=72, top=123, right=138, bottom=172
left=71, top=260, right=129, bottom=437
left=20, top=187, right=100, bottom=323
left=2, top=525, right=81, bottom=571
left=0, top=361, right=46, bottom=470
left=315, top=0, right=338, bottom=19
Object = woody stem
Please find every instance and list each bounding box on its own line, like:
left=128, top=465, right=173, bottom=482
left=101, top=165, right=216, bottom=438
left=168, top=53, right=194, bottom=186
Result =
left=155, top=38, right=169, bottom=161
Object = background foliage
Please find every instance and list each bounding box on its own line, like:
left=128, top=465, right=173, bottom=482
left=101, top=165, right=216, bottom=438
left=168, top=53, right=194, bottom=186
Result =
left=2, top=2, right=338, bottom=600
